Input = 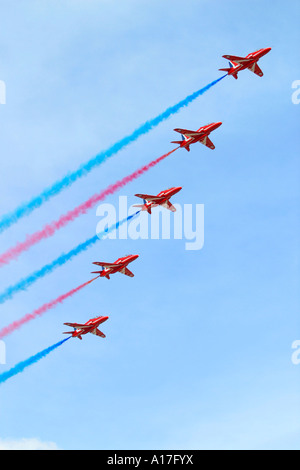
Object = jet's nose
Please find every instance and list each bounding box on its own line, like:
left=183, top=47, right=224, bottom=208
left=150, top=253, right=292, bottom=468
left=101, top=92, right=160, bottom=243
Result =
left=261, top=47, right=272, bottom=55
left=131, top=254, right=139, bottom=261
left=213, top=122, right=222, bottom=129
left=174, top=186, right=183, bottom=193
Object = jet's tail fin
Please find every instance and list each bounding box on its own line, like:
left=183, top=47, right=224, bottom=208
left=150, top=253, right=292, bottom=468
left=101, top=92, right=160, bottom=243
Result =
left=219, top=62, right=238, bottom=79
left=133, top=200, right=151, bottom=214
left=91, top=266, right=110, bottom=279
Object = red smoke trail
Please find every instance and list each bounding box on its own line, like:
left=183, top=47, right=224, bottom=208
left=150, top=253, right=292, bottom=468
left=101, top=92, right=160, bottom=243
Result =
left=0, top=277, right=98, bottom=339
left=0, top=148, right=178, bottom=267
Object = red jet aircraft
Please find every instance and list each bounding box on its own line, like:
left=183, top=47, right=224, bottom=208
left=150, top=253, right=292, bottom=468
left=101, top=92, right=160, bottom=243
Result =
left=219, top=47, right=271, bottom=79
left=63, top=316, right=109, bottom=340
left=133, top=187, right=182, bottom=214
left=91, top=254, right=139, bottom=279
left=171, top=122, right=222, bottom=151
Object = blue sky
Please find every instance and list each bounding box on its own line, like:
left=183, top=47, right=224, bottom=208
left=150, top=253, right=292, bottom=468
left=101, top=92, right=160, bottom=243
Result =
left=0, top=0, right=299, bottom=450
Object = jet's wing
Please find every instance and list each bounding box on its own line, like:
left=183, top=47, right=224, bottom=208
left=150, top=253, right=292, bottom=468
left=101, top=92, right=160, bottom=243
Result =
left=90, top=328, right=106, bottom=338
left=135, top=193, right=162, bottom=202
left=120, top=267, right=134, bottom=277
left=64, top=322, right=91, bottom=329
left=93, top=262, right=119, bottom=268
left=161, top=201, right=176, bottom=212
left=174, top=128, right=200, bottom=137
left=199, top=136, right=215, bottom=150
left=222, top=54, right=250, bottom=65
left=247, top=62, right=263, bottom=77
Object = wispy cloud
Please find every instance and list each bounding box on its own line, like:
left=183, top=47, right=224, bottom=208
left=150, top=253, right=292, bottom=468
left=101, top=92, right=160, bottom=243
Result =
left=0, top=437, right=59, bottom=450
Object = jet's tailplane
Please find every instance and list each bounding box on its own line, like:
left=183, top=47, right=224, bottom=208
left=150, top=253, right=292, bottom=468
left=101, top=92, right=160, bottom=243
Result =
left=219, top=62, right=238, bottom=79
left=133, top=201, right=151, bottom=214
left=91, top=270, right=110, bottom=279
left=171, top=140, right=190, bottom=151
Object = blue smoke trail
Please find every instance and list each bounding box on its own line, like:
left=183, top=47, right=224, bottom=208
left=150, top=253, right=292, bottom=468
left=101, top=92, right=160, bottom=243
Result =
left=0, top=337, right=71, bottom=385
left=0, top=76, right=226, bottom=234
left=0, top=211, right=140, bottom=305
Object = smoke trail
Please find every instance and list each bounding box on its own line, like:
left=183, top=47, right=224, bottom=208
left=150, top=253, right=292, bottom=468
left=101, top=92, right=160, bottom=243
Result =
left=0, top=148, right=177, bottom=267
left=0, top=277, right=98, bottom=340
left=0, top=337, right=71, bottom=386
left=0, top=211, right=139, bottom=305
left=0, top=75, right=226, bottom=233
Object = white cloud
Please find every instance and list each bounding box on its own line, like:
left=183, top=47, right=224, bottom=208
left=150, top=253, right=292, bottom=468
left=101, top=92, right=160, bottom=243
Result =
left=0, top=438, right=59, bottom=450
